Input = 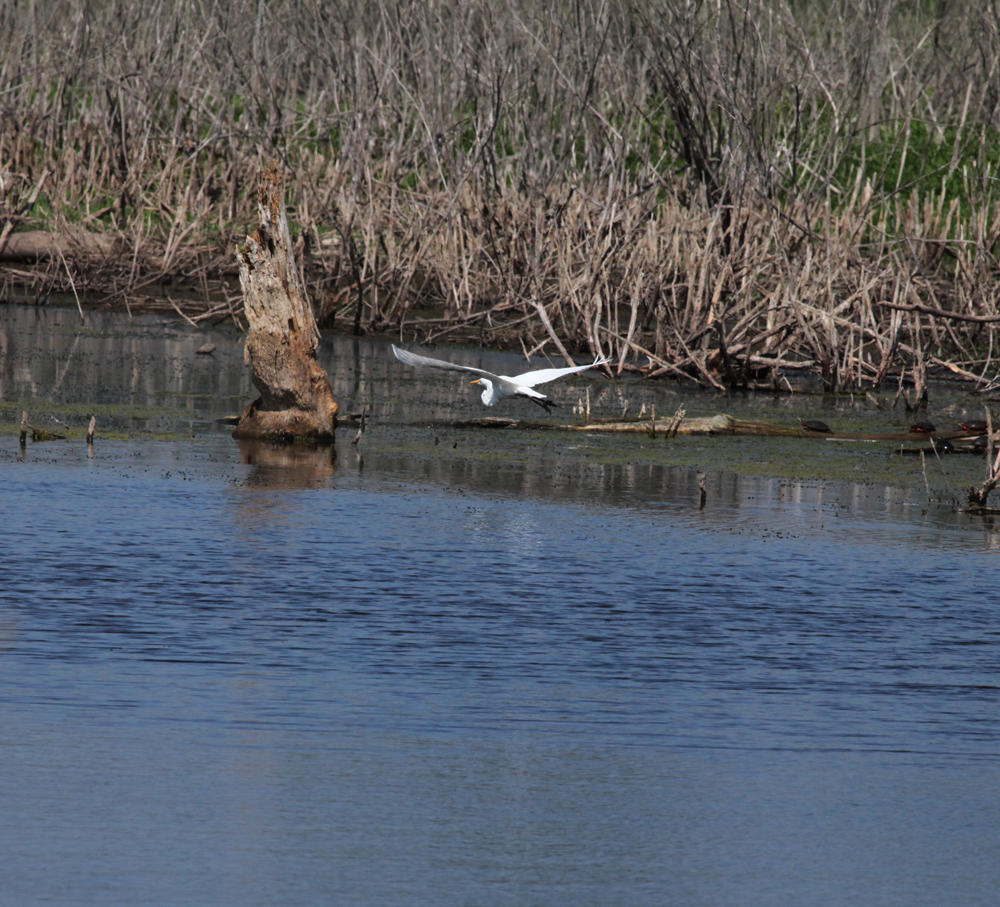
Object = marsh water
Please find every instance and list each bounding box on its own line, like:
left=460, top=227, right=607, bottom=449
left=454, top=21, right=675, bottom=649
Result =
left=1, top=305, right=998, bottom=906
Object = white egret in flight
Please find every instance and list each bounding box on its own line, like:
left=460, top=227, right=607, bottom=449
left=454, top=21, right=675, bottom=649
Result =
left=392, top=344, right=610, bottom=412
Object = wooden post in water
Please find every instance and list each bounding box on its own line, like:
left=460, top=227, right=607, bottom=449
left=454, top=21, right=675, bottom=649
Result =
left=232, top=161, right=338, bottom=443
left=665, top=404, right=686, bottom=438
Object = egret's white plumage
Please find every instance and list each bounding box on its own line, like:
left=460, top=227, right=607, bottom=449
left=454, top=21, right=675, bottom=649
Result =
left=392, top=344, right=609, bottom=412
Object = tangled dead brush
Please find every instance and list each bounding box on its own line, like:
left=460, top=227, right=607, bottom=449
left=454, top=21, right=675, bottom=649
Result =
left=2, top=0, right=999, bottom=394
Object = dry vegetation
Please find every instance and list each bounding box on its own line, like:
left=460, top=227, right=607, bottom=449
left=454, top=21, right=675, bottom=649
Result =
left=2, top=0, right=999, bottom=394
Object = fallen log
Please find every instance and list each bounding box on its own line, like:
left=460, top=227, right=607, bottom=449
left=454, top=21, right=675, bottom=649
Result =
left=0, top=230, right=120, bottom=262
left=232, top=162, right=338, bottom=443
left=425, top=415, right=733, bottom=433
left=422, top=414, right=982, bottom=442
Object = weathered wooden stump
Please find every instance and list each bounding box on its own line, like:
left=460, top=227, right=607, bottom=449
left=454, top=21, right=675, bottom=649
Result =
left=232, top=162, right=338, bottom=443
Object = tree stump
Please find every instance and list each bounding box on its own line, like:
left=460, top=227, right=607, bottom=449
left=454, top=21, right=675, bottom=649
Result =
left=232, top=162, right=338, bottom=443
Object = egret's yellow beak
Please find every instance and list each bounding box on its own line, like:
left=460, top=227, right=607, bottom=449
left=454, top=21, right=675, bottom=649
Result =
left=470, top=378, right=481, bottom=385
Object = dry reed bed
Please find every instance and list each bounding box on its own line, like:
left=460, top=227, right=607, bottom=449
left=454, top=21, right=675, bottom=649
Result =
left=1, top=0, right=999, bottom=394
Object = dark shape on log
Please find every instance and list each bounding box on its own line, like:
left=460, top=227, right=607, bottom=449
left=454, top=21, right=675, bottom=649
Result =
left=799, top=418, right=832, bottom=433
left=909, top=421, right=935, bottom=433
left=960, top=420, right=988, bottom=433
left=232, top=162, right=338, bottom=443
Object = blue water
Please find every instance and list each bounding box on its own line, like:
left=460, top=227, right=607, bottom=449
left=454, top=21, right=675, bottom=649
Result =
left=1, top=435, right=998, bottom=907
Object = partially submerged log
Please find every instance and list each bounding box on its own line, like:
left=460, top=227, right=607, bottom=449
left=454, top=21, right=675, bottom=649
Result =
left=439, top=414, right=735, bottom=433
left=427, top=414, right=981, bottom=442
left=232, top=162, right=338, bottom=443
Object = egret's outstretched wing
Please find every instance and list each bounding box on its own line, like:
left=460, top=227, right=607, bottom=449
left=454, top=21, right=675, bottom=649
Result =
left=392, top=345, right=498, bottom=381
left=512, top=355, right=611, bottom=387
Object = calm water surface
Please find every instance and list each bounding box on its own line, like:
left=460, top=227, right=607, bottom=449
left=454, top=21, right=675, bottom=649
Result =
left=1, top=307, right=998, bottom=906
